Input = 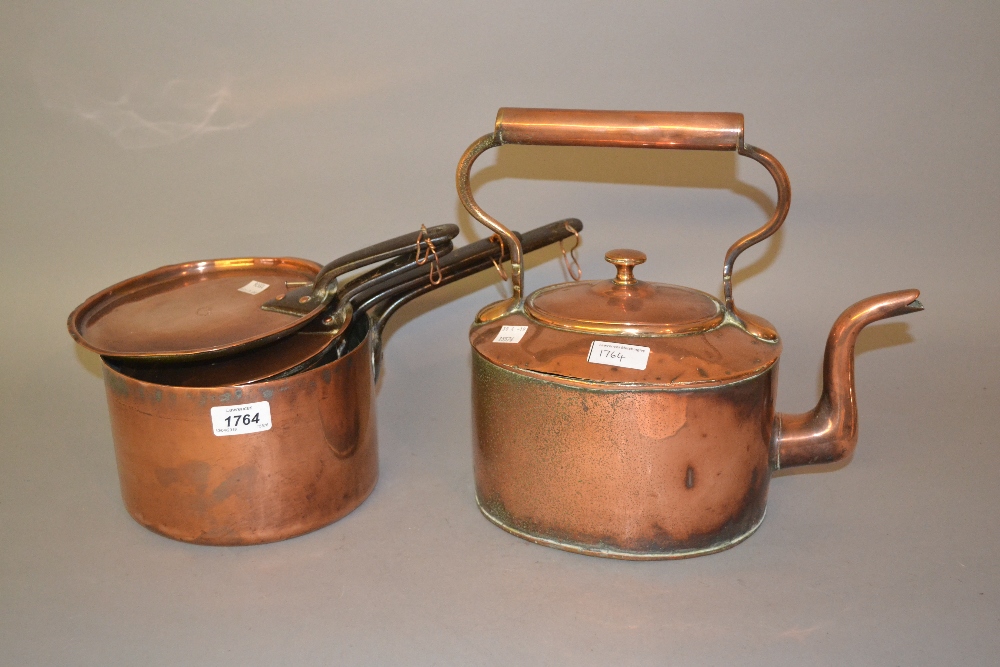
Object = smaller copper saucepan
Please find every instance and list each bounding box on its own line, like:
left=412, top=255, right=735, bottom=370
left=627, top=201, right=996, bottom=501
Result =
left=69, top=224, right=462, bottom=362
left=73, top=220, right=582, bottom=545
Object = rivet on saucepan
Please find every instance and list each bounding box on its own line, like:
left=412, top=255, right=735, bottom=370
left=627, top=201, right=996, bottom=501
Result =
left=322, top=316, right=333, bottom=326
left=299, top=296, right=311, bottom=303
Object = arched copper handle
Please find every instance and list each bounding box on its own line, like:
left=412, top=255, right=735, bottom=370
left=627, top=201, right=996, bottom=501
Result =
left=456, top=108, right=791, bottom=312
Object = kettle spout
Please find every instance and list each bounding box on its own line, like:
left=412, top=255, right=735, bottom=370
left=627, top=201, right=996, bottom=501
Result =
left=774, top=289, right=922, bottom=469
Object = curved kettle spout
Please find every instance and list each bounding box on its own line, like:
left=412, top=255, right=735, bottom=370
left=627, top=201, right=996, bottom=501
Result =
left=774, top=289, right=923, bottom=469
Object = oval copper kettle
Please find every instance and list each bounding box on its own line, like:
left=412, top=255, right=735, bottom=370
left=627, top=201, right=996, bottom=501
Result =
left=457, top=108, right=923, bottom=559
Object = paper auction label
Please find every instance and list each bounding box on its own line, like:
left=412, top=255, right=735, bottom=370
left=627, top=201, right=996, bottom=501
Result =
left=493, top=325, right=529, bottom=344
left=586, top=341, right=651, bottom=371
left=211, top=401, right=272, bottom=436
left=238, top=280, right=270, bottom=295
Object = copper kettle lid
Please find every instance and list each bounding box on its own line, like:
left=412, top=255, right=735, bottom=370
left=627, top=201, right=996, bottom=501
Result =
left=473, top=248, right=781, bottom=388
left=524, top=249, right=725, bottom=336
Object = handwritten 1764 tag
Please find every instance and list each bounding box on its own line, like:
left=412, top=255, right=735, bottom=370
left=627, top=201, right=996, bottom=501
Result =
left=587, top=341, right=650, bottom=371
left=237, top=280, right=270, bottom=295
left=493, top=325, right=528, bottom=344
left=211, top=401, right=272, bottom=436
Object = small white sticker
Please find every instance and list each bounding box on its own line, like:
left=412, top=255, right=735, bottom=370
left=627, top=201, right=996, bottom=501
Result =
left=493, top=325, right=529, bottom=344
left=587, top=341, right=651, bottom=371
left=211, top=401, right=272, bottom=437
left=238, top=280, right=270, bottom=295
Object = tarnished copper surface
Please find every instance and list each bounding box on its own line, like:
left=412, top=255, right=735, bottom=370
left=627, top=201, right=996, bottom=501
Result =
left=775, top=289, right=924, bottom=469
left=473, top=353, right=775, bottom=559
left=102, top=320, right=377, bottom=545
left=460, top=108, right=923, bottom=558
left=70, top=257, right=321, bottom=360
left=471, top=290, right=922, bottom=558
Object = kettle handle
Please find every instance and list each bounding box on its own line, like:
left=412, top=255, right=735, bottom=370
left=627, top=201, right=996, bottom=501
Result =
left=456, top=108, right=791, bottom=312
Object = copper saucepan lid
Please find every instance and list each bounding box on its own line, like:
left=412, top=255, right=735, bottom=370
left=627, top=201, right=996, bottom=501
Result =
left=68, top=225, right=459, bottom=361
left=108, top=219, right=584, bottom=387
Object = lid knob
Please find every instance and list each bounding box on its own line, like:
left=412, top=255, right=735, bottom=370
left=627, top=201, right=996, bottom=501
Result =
left=605, top=249, right=646, bottom=285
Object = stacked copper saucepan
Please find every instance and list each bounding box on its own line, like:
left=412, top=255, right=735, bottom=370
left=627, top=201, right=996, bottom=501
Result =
left=69, top=219, right=583, bottom=544
left=70, top=107, right=922, bottom=557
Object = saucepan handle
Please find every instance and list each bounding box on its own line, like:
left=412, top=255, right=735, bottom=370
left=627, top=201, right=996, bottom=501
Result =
left=366, top=218, right=583, bottom=381
left=261, top=224, right=460, bottom=316
left=313, top=224, right=460, bottom=290
left=457, top=108, right=790, bottom=312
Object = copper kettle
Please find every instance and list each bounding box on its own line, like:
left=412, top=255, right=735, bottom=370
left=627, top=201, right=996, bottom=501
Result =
left=457, top=108, right=923, bottom=559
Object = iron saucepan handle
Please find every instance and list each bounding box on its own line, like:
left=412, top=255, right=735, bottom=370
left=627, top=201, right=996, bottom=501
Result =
left=363, top=218, right=583, bottom=380
left=261, top=224, right=460, bottom=316
left=456, top=108, right=790, bottom=313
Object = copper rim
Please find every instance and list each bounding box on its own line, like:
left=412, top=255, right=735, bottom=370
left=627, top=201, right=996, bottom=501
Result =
left=69, top=256, right=323, bottom=361
left=523, top=281, right=726, bottom=336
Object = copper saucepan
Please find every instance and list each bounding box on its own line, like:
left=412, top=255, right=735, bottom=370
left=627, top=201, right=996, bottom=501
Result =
left=457, top=108, right=922, bottom=559
left=86, top=220, right=582, bottom=545
left=69, top=224, right=460, bottom=362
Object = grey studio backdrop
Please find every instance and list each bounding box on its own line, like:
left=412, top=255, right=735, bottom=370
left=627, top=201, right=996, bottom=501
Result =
left=1, top=2, right=997, bottom=665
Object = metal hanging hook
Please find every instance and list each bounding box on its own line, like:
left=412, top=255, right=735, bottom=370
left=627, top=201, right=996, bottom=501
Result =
left=415, top=225, right=443, bottom=285
left=559, top=221, right=583, bottom=281
left=489, top=234, right=509, bottom=281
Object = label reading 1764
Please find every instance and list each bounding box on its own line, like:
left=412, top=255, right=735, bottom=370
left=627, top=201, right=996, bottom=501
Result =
left=587, top=341, right=651, bottom=371
left=211, top=401, right=272, bottom=437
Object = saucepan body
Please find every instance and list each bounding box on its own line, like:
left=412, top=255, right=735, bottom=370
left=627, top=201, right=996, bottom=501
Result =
left=101, top=317, right=377, bottom=545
